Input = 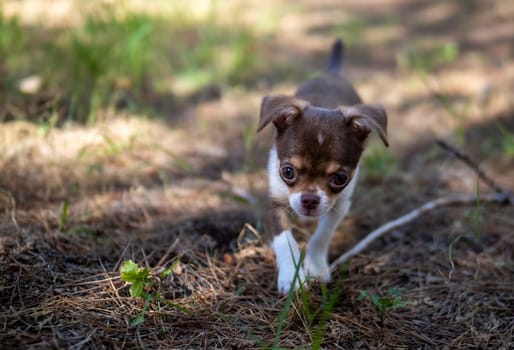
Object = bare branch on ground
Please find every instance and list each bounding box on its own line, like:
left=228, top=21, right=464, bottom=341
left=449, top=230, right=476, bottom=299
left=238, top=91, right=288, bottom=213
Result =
left=436, top=139, right=514, bottom=204
left=330, top=141, right=514, bottom=270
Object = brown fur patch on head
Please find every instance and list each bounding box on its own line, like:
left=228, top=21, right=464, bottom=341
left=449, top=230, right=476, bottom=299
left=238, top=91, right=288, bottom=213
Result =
left=325, top=161, right=342, bottom=175
left=288, top=155, right=308, bottom=171
left=276, top=106, right=364, bottom=168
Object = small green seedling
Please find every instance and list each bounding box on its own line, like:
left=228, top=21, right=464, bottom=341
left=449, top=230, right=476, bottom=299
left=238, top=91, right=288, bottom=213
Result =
left=119, top=258, right=188, bottom=327
left=120, top=260, right=151, bottom=326
left=357, top=288, right=411, bottom=324
left=120, top=259, right=150, bottom=298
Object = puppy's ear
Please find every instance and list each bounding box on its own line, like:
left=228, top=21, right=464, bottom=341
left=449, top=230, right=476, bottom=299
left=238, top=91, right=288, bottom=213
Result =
left=257, top=95, right=308, bottom=133
left=340, top=104, right=388, bottom=147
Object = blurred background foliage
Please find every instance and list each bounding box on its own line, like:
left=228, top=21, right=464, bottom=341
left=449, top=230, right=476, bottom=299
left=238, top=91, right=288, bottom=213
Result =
left=1, top=0, right=274, bottom=124
left=1, top=0, right=513, bottom=170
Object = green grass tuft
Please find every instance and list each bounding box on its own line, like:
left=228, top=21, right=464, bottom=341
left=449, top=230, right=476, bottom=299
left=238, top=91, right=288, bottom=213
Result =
left=357, top=288, right=411, bottom=324
left=0, top=11, right=25, bottom=85
left=496, top=123, right=514, bottom=159
left=264, top=250, right=342, bottom=349
left=397, top=42, right=459, bottom=73
left=1, top=2, right=264, bottom=123
left=362, top=142, right=398, bottom=182
left=120, top=258, right=189, bottom=327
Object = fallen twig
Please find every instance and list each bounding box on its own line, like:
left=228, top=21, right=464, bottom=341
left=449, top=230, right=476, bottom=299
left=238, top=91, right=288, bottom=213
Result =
left=436, top=139, right=514, bottom=204
left=330, top=140, right=514, bottom=270
left=330, top=193, right=507, bottom=270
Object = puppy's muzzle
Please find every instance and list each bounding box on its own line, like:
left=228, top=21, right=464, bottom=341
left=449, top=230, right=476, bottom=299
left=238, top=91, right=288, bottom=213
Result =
left=301, top=193, right=320, bottom=211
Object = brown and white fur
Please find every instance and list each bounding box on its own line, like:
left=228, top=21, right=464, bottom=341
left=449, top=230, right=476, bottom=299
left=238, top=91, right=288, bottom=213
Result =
left=257, top=40, right=389, bottom=294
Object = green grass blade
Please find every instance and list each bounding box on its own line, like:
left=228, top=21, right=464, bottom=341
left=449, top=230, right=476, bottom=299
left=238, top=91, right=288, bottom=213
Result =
left=59, top=199, right=69, bottom=232
left=272, top=250, right=305, bottom=350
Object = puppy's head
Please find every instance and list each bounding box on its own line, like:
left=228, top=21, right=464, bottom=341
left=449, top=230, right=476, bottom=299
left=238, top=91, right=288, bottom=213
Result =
left=258, top=95, right=388, bottom=219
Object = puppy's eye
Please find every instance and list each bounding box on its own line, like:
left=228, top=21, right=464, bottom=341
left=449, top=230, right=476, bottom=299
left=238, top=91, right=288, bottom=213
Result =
left=280, top=165, right=297, bottom=184
left=330, top=172, right=349, bottom=189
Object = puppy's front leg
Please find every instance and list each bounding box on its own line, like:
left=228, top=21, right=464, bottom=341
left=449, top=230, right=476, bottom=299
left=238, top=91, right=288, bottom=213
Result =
left=304, top=176, right=357, bottom=282
left=267, top=206, right=305, bottom=294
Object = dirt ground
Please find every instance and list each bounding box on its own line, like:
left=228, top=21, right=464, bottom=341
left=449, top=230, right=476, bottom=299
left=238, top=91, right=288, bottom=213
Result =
left=1, top=0, right=513, bottom=349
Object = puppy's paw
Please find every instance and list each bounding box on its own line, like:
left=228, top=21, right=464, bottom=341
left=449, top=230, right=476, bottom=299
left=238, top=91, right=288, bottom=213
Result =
left=277, top=265, right=306, bottom=295
left=303, top=255, right=331, bottom=283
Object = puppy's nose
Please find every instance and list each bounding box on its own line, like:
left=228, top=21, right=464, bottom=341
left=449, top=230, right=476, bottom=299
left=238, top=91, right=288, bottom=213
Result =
left=301, top=193, right=320, bottom=211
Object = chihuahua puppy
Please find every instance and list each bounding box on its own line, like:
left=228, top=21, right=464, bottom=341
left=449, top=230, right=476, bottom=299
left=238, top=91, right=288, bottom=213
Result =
left=257, top=40, right=388, bottom=294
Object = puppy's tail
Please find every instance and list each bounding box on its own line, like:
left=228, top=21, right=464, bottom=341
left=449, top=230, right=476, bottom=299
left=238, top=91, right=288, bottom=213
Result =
left=327, top=39, right=344, bottom=73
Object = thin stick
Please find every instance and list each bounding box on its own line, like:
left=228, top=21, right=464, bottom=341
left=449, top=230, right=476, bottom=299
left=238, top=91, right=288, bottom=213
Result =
left=436, top=139, right=514, bottom=204
left=330, top=140, right=514, bottom=269
left=329, top=193, right=504, bottom=270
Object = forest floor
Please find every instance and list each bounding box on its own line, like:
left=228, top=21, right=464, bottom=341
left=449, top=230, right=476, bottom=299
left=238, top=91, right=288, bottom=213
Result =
left=1, top=0, right=513, bottom=348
